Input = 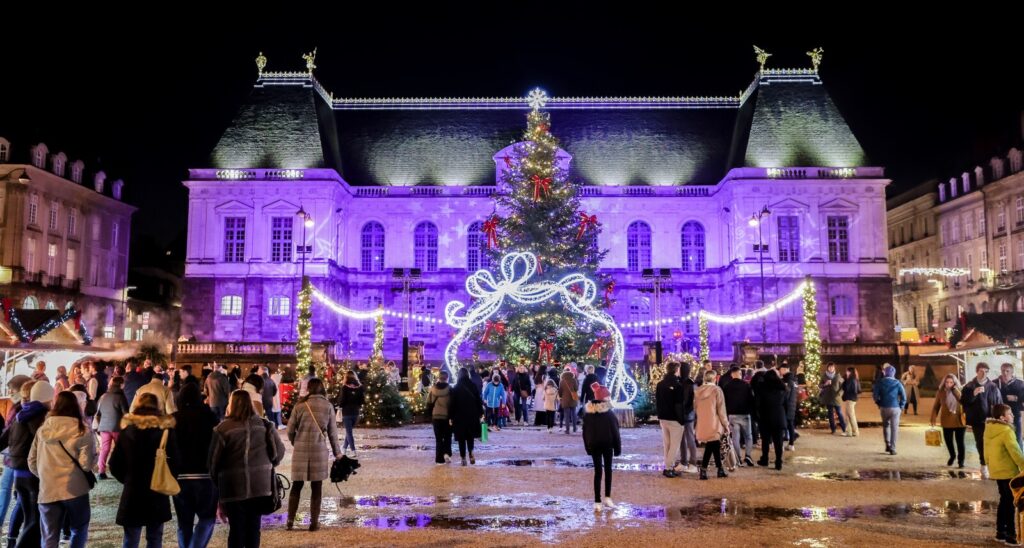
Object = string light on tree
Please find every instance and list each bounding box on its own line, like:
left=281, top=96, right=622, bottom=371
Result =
left=371, top=305, right=385, bottom=363
left=800, top=278, right=826, bottom=419
left=898, top=267, right=969, bottom=277
left=295, top=278, right=313, bottom=375
left=698, top=315, right=709, bottom=363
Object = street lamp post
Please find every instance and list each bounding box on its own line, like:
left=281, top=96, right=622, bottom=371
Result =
left=641, top=268, right=672, bottom=365
left=296, top=206, right=314, bottom=281
left=391, top=268, right=423, bottom=389
left=749, top=205, right=771, bottom=346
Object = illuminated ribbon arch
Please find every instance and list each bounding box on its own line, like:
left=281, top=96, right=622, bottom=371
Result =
left=444, top=252, right=637, bottom=407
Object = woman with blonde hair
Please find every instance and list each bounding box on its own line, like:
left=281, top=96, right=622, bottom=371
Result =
left=931, top=373, right=967, bottom=468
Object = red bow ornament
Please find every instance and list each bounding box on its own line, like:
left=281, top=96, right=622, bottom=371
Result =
left=531, top=175, right=552, bottom=201
left=576, top=212, right=598, bottom=240
left=537, top=340, right=555, bottom=363
left=586, top=339, right=607, bottom=359
left=482, top=320, right=506, bottom=344
left=482, top=217, right=499, bottom=249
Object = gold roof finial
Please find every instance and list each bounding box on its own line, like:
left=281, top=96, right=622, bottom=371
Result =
left=255, top=51, right=267, bottom=76
left=302, top=48, right=318, bottom=76
left=807, top=47, right=824, bottom=72
left=753, top=45, right=772, bottom=72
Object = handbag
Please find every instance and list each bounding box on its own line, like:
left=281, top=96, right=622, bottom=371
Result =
left=256, top=420, right=289, bottom=515
left=924, top=428, right=942, bottom=447
left=331, top=455, right=361, bottom=483
left=58, top=441, right=97, bottom=490
left=151, top=429, right=180, bottom=496
left=305, top=402, right=328, bottom=443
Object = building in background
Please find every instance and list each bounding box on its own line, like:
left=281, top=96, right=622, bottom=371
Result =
left=179, top=53, right=894, bottom=365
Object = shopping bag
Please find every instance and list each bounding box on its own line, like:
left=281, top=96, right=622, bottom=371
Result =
left=924, top=428, right=942, bottom=447
left=480, top=422, right=489, bottom=443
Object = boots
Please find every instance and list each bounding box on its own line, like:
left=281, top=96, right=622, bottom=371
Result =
left=309, top=489, right=322, bottom=531
left=717, top=468, right=728, bottom=478
left=699, top=467, right=708, bottom=480
left=286, top=491, right=301, bottom=530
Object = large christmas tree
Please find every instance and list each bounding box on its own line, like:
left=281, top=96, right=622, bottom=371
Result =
left=478, top=101, right=608, bottom=363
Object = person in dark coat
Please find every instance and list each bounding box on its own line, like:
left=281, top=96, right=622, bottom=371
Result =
left=754, top=366, right=787, bottom=470
left=260, top=366, right=279, bottom=427
left=961, top=362, right=1003, bottom=475
left=449, top=368, right=484, bottom=466
left=339, top=371, right=364, bottom=456
left=582, top=383, right=621, bottom=511
left=655, top=362, right=685, bottom=477
left=469, top=367, right=484, bottom=395
left=109, top=393, right=181, bottom=548
left=204, top=364, right=231, bottom=421
left=678, top=362, right=698, bottom=472
left=121, top=364, right=150, bottom=411
left=0, top=381, right=52, bottom=548
left=996, top=363, right=1024, bottom=447
left=427, top=370, right=453, bottom=465
left=171, top=383, right=219, bottom=548
left=722, top=366, right=755, bottom=466
left=579, top=365, right=599, bottom=409
left=780, top=363, right=800, bottom=450
left=511, top=366, right=533, bottom=425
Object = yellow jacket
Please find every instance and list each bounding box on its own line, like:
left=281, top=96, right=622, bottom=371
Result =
left=984, top=418, right=1024, bottom=480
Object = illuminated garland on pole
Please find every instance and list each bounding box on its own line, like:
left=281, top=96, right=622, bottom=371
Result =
left=698, top=315, right=709, bottom=363
left=800, top=278, right=826, bottom=420
left=371, top=304, right=384, bottom=364
left=295, top=277, right=313, bottom=375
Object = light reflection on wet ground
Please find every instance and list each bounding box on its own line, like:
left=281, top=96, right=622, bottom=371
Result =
left=796, top=469, right=982, bottom=481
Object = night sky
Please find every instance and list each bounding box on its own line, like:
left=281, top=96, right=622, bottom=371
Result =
left=2, top=13, right=1023, bottom=262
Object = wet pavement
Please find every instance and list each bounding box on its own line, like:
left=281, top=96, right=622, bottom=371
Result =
left=796, top=469, right=982, bottom=481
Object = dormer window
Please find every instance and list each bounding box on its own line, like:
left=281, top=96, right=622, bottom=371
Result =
left=32, top=143, right=49, bottom=168
left=71, top=160, right=84, bottom=183
left=0, top=138, right=9, bottom=162
left=52, top=152, right=67, bottom=178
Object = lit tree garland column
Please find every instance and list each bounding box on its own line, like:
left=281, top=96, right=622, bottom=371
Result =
left=371, top=304, right=385, bottom=364
left=295, top=277, right=313, bottom=375
left=698, top=314, right=709, bottom=363
left=800, top=278, right=826, bottom=419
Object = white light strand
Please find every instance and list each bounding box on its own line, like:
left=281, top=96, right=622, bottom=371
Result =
left=699, top=281, right=809, bottom=325
left=310, top=285, right=446, bottom=323
left=898, top=267, right=969, bottom=277
left=444, top=252, right=637, bottom=407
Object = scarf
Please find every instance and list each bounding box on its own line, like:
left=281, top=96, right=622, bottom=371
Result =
left=825, top=371, right=835, bottom=380
left=944, top=387, right=959, bottom=414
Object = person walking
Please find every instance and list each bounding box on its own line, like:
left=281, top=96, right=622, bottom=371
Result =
left=984, top=404, right=1024, bottom=545
left=449, top=368, right=484, bottom=466
left=209, top=390, right=285, bottom=547
left=873, top=363, right=908, bottom=456
left=203, top=364, right=230, bottom=422
left=841, top=367, right=861, bottom=437
left=93, top=376, right=129, bottom=480
left=820, top=363, right=847, bottom=435
left=29, top=392, right=96, bottom=548
left=694, top=371, right=730, bottom=480
left=286, top=379, right=342, bottom=532
left=901, top=367, right=921, bottom=415
left=582, top=383, right=620, bottom=512
left=542, top=379, right=558, bottom=433
left=109, top=393, right=180, bottom=548
left=427, top=370, right=453, bottom=465
left=655, top=363, right=685, bottom=478
left=482, top=375, right=506, bottom=432
left=511, top=366, right=532, bottom=425
left=931, top=374, right=968, bottom=468
left=172, top=383, right=219, bottom=548
left=338, top=371, right=364, bottom=457
left=722, top=366, right=755, bottom=466
left=780, top=362, right=800, bottom=450
left=559, top=370, right=579, bottom=434
left=754, top=366, right=786, bottom=470
left=962, top=362, right=1003, bottom=477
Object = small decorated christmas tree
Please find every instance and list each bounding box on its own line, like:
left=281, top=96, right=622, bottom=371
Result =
left=361, top=360, right=411, bottom=427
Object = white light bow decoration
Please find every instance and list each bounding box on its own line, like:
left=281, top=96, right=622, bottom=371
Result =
left=444, top=251, right=637, bottom=407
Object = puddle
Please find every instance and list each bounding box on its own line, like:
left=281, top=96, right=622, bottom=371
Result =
left=480, top=456, right=662, bottom=472
left=797, top=469, right=982, bottom=481
left=669, top=497, right=993, bottom=525
left=358, top=444, right=433, bottom=451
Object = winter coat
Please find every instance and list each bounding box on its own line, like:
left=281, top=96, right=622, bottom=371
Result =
left=173, top=404, right=219, bottom=476
left=122, top=369, right=152, bottom=407
left=579, top=373, right=599, bottom=404
left=841, top=377, right=861, bottom=402
left=983, top=418, right=1024, bottom=480
left=242, top=383, right=265, bottom=417
left=754, top=370, right=787, bottom=430
left=694, top=384, right=730, bottom=443
left=655, top=376, right=685, bottom=423
left=680, top=377, right=696, bottom=423
left=271, top=373, right=283, bottom=412
left=483, top=381, right=507, bottom=409
left=543, top=385, right=558, bottom=412
left=0, top=401, right=48, bottom=472
left=819, top=374, right=844, bottom=406
left=900, top=372, right=921, bottom=402
left=261, top=375, right=277, bottom=417
left=131, top=377, right=176, bottom=414
left=582, top=401, right=621, bottom=456
left=428, top=382, right=451, bottom=420
left=873, top=377, right=908, bottom=410
left=287, top=395, right=342, bottom=482
left=997, top=377, right=1024, bottom=417
left=782, top=372, right=799, bottom=420
left=532, top=385, right=547, bottom=412
left=722, top=377, right=754, bottom=416
left=29, top=416, right=95, bottom=504
left=209, top=415, right=285, bottom=503
left=930, top=386, right=967, bottom=429
left=449, top=380, right=484, bottom=442
left=339, top=383, right=364, bottom=418
left=960, top=378, right=1002, bottom=425
left=95, top=387, right=130, bottom=433
left=511, top=373, right=533, bottom=400
left=109, top=411, right=180, bottom=527
left=558, top=373, right=579, bottom=410
left=469, top=369, right=484, bottom=394
left=204, top=370, right=231, bottom=409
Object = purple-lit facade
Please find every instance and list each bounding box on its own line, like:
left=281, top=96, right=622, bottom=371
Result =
left=180, top=64, right=894, bottom=362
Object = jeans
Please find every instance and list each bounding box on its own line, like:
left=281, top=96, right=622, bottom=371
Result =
left=784, top=416, right=798, bottom=445
left=13, top=475, right=39, bottom=548
left=904, top=391, right=918, bottom=414
left=591, top=448, right=613, bottom=502
left=999, top=479, right=1016, bottom=539
left=1013, top=412, right=1023, bottom=448
left=701, top=440, right=723, bottom=470
left=970, top=420, right=987, bottom=465
left=268, top=411, right=282, bottom=428
left=564, top=407, right=578, bottom=434
left=432, top=419, right=452, bottom=464
left=728, top=415, right=753, bottom=458
left=485, top=407, right=500, bottom=427
left=826, top=404, right=846, bottom=433
left=0, top=465, right=14, bottom=531
left=679, top=421, right=698, bottom=465
left=39, top=494, right=89, bottom=548
left=222, top=499, right=262, bottom=548
left=122, top=523, right=163, bottom=548
left=841, top=401, right=859, bottom=436
left=172, top=479, right=217, bottom=548
left=457, top=437, right=475, bottom=459
left=880, top=407, right=902, bottom=452
left=659, top=421, right=683, bottom=469
left=514, top=393, right=530, bottom=423
left=99, top=431, right=120, bottom=474
left=342, top=415, right=358, bottom=453
left=943, top=427, right=966, bottom=466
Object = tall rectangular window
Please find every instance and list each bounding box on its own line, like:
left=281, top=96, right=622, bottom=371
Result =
left=92, top=218, right=100, bottom=241
left=979, top=212, right=986, bottom=236
left=270, top=217, right=293, bottom=263
left=28, top=195, right=38, bottom=225
left=963, top=212, right=973, bottom=240
left=25, top=237, right=36, bottom=271
left=827, top=216, right=850, bottom=262
left=1000, top=244, right=1008, bottom=272
left=361, top=295, right=382, bottom=333
left=48, top=201, right=58, bottom=231
left=111, top=221, right=119, bottom=249
left=414, top=296, right=436, bottom=334
left=219, top=296, right=242, bottom=316
left=89, top=254, right=98, bottom=285
left=108, top=257, right=117, bottom=288
left=1017, top=197, right=1024, bottom=226
left=47, top=243, right=57, bottom=274
left=777, top=216, right=800, bottom=262
left=66, top=248, right=76, bottom=279
left=1018, top=241, right=1024, bottom=272
left=224, top=217, right=246, bottom=263
left=67, top=209, right=77, bottom=236
left=268, top=296, right=291, bottom=316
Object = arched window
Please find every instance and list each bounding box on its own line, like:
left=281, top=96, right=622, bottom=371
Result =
left=52, top=152, right=66, bottom=178
left=1016, top=295, right=1024, bottom=312
left=414, top=221, right=438, bottom=272
left=0, top=138, right=10, bottom=162
left=32, top=143, right=48, bottom=168
left=360, top=222, right=385, bottom=272
left=681, top=221, right=705, bottom=272
left=220, top=295, right=242, bottom=316
left=629, top=297, right=651, bottom=334
left=467, top=221, right=491, bottom=271
left=268, top=296, right=291, bottom=316
left=45, top=301, right=56, bottom=310
left=22, top=296, right=38, bottom=309
left=627, top=221, right=651, bottom=272
left=830, top=295, right=853, bottom=317
left=70, top=160, right=84, bottom=184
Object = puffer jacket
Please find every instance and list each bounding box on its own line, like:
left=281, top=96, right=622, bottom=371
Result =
left=28, top=416, right=96, bottom=503
left=482, top=381, right=507, bottom=409
left=581, top=401, right=621, bottom=456
left=930, top=386, right=966, bottom=429
left=109, top=411, right=180, bottom=527
left=694, top=384, right=730, bottom=443
left=209, top=415, right=285, bottom=503
left=428, top=382, right=451, bottom=420
left=983, top=418, right=1024, bottom=480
